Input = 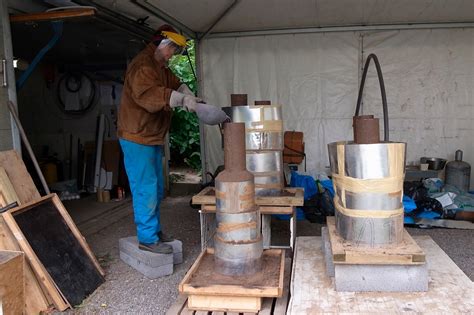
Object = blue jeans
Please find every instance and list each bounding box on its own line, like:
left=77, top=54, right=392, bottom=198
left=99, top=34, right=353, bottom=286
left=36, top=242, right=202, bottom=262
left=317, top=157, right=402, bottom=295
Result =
left=119, top=139, right=164, bottom=244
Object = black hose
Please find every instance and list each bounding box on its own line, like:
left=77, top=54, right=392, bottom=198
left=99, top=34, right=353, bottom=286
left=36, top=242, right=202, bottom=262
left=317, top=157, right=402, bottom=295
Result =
left=354, top=53, right=389, bottom=141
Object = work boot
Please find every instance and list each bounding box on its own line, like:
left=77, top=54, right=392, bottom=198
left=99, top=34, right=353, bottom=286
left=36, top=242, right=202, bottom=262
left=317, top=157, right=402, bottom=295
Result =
left=158, top=231, right=175, bottom=242
left=138, top=242, right=173, bottom=254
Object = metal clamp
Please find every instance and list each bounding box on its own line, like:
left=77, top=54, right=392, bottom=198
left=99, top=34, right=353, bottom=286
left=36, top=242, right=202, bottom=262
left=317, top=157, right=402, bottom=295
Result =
left=0, top=59, right=7, bottom=87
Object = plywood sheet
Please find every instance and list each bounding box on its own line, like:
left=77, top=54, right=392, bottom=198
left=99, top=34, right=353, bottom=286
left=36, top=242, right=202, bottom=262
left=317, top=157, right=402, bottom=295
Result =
left=288, top=236, right=474, bottom=314
left=0, top=150, right=40, bottom=204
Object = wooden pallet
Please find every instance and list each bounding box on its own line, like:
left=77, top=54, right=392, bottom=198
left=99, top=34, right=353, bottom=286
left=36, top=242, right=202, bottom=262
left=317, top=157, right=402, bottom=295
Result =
left=192, top=187, right=304, bottom=207
left=178, top=249, right=286, bottom=313
left=327, top=216, right=426, bottom=265
left=169, top=258, right=292, bottom=315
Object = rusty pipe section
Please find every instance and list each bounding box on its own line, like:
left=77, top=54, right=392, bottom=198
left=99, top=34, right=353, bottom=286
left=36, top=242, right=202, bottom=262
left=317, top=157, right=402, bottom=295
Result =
left=214, top=123, right=263, bottom=275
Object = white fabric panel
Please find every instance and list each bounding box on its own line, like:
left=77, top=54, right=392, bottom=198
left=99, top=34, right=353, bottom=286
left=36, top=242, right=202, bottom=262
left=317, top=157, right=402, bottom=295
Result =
left=200, top=33, right=360, bottom=175
left=361, top=29, right=474, bottom=187
left=201, top=28, right=474, bottom=188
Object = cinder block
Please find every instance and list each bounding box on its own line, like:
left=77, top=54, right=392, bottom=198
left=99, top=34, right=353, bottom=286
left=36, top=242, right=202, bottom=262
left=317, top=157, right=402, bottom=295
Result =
left=164, top=239, right=183, bottom=264
left=119, top=236, right=174, bottom=267
left=321, top=227, right=335, bottom=277
left=335, top=263, right=429, bottom=292
left=120, top=251, right=173, bottom=279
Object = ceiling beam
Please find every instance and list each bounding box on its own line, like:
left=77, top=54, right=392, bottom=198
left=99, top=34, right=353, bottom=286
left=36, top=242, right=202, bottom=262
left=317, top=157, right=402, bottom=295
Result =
left=132, top=0, right=196, bottom=39
left=10, top=8, right=96, bottom=23
left=199, top=0, right=239, bottom=40
left=202, top=22, right=474, bottom=39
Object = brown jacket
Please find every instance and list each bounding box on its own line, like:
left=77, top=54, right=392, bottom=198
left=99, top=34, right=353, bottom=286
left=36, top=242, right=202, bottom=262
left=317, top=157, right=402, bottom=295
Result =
left=118, top=43, right=180, bottom=145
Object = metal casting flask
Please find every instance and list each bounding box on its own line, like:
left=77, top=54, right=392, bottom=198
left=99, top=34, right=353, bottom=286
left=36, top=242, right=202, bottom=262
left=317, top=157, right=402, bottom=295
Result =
left=445, top=150, right=471, bottom=192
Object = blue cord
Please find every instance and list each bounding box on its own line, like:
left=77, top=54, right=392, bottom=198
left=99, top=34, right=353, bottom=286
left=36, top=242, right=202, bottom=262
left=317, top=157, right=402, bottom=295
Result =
left=16, top=21, right=63, bottom=90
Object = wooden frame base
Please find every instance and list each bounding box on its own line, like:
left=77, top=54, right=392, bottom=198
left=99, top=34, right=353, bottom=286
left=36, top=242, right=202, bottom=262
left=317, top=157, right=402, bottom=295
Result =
left=179, top=248, right=285, bottom=312
left=188, top=295, right=261, bottom=313
left=327, top=216, right=426, bottom=265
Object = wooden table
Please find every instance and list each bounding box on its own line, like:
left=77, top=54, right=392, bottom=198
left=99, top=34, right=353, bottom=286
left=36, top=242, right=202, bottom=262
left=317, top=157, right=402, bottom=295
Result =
left=192, top=186, right=304, bottom=251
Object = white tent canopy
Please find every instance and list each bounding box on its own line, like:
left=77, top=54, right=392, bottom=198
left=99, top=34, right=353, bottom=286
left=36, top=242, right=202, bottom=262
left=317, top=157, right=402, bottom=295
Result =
left=11, top=0, right=473, bottom=186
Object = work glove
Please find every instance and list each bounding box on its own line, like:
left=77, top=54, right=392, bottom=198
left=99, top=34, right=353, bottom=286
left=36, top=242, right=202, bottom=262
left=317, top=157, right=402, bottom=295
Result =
left=195, top=103, right=231, bottom=125
left=169, top=91, right=199, bottom=112
left=177, top=83, right=194, bottom=96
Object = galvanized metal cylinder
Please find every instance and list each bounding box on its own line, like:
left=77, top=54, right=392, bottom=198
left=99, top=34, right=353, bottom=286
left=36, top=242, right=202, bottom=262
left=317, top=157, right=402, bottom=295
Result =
left=222, top=105, right=284, bottom=196
left=215, top=123, right=263, bottom=275
left=328, top=141, right=406, bottom=246
left=446, top=150, right=471, bottom=192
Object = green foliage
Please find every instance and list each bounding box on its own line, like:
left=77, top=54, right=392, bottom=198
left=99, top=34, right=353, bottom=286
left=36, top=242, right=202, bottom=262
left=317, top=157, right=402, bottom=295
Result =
left=168, top=40, right=201, bottom=171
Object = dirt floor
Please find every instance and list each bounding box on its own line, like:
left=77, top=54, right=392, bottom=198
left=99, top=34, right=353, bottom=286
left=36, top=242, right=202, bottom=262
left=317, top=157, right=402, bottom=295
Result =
left=69, top=196, right=473, bottom=314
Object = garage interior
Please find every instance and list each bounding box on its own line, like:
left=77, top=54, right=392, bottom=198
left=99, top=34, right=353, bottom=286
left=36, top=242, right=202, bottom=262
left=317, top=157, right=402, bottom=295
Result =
left=0, top=0, right=473, bottom=314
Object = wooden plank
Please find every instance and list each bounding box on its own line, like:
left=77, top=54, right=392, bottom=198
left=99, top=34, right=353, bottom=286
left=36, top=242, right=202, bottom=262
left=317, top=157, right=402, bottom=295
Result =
left=180, top=249, right=283, bottom=298
left=188, top=295, right=261, bottom=313
left=326, top=216, right=426, bottom=265
left=2, top=211, right=69, bottom=310
left=0, top=167, right=20, bottom=206
left=273, top=258, right=292, bottom=315
left=192, top=187, right=215, bottom=205
left=0, top=150, right=40, bottom=204
left=0, top=218, right=51, bottom=313
left=258, top=298, right=274, bottom=315
left=202, top=205, right=293, bottom=215
left=288, top=236, right=474, bottom=314
left=192, top=187, right=304, bottom=207
left=165, top=294, right=188, bottom=315
left=0, top=250, right=24, bottom=315
left=10, top=8, right=96, bottom=23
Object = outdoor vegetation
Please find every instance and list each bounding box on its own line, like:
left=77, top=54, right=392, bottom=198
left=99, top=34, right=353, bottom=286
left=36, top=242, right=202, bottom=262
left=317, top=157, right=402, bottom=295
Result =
left=168, top=40, right=201, bottom=171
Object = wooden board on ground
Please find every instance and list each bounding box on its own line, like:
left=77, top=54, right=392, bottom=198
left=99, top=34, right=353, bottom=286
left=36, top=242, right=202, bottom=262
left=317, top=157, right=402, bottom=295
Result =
left=288, top=236, right=474, bottom=314
left=0, top=250, right=24, bottom=314
left=0, top=150, right=40, bottom=204
left=169, top=258, right=292, bottom=315
left=326, top=216, right=426, bottom=265
left=192, top=187, right=304, bottom=207
left=180, top=248, right=284, bottom=298
left=2, top=194, right=105, bottom=309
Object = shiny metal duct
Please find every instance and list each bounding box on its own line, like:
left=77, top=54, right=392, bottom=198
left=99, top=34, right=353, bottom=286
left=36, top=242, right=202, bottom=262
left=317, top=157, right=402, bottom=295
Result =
left=328, top=141, right=406, bottom=246
left=222, top=105, right=284, bottom=195
left=214, top=123, right=263, bottom=275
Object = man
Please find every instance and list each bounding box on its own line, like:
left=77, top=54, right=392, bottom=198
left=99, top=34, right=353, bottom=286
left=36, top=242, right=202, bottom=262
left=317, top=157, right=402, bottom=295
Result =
left=118, top=25, right=198, bottom=254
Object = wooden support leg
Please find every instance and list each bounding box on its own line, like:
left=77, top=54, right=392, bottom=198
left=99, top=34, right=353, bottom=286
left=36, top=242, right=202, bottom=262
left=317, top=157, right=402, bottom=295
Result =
left=199, top=209, right=216, bottom=250
left=290, top=206, right=296, bottom=251
left=262, top=214, right=271, bottom=249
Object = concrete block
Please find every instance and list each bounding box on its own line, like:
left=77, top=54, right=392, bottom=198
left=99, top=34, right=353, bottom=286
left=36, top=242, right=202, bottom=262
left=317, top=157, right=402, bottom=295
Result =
left=335, top=263, right=429, bottom=292
left=164, top=239, right=183, bottom=264
left=321, top=227, right=335, bottom=277
left=120, top=251, right=173, bottom=279
left=119, top=236, right=174, bottom=267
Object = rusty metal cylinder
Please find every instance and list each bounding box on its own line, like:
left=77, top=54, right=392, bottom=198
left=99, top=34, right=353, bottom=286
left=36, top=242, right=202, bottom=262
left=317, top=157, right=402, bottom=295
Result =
left=215, top=123, right=263, bottom=275
left=231, top=94, right=248, bottom=106
left=353, top=115, right=380, bottom=144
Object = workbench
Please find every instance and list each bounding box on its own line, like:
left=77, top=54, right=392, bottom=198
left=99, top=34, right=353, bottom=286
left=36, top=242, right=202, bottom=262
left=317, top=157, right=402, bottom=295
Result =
left=191, top=186, right=304, bottom=251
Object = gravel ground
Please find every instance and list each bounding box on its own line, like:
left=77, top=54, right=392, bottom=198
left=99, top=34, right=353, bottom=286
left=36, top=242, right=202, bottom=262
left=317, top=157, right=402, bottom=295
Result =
left=68, top=196, right=473, bottom=314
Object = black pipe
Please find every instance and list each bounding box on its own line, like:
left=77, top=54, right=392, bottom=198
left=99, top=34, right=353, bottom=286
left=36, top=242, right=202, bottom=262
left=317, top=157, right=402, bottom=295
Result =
left=354, top=53, right=389, bottom=141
